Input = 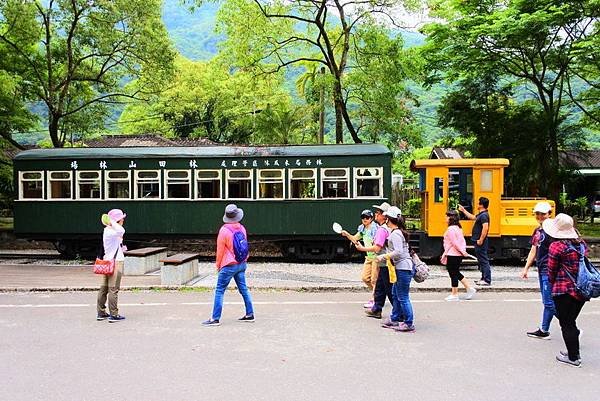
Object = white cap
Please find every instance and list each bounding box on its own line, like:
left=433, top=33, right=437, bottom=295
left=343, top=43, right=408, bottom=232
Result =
left=383, top=206, right=402, bottom=219
left=533, top=201, right=552, bottom=214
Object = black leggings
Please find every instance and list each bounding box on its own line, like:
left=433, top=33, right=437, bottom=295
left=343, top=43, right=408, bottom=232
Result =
left=446, top=255, right=464, bottom=288
left=553, top=294, right=585, bottom=361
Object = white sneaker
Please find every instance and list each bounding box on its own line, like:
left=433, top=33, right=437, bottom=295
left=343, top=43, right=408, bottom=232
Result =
left=465, top=287, right=477, bottom=300
left=445, top=294, right=460, bottom=301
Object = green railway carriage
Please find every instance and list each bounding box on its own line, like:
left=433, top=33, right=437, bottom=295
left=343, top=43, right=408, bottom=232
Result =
left=13, top=144, right=392, bottom=260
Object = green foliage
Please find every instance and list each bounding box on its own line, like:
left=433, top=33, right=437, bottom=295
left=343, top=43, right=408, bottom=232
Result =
left=421, top=0, right=600, bottom=199
left=404, top=198, right=422, bottom=218
left=120, top=57, right=293, bottom=144
left=0, top=0, right=175, bottom=147
left=212, top=0, right=423, bottom=144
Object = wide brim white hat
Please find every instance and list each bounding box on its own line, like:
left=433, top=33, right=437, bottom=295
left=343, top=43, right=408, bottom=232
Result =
left=542, top=213, right=578, bottom=239
left=223, top=204, right=244, bottom=223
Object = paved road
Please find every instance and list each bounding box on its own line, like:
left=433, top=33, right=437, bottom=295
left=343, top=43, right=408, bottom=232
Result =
left=1, top=291, right=599, bottom=401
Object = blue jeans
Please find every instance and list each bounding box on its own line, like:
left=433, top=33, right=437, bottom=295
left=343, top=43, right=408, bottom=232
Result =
left=539, top=272, right=556, bottom=332
left=392, top=270, right=414, bottom=326
left=474, top=239, right=492, bottom=284
left=211, top=262, right=254, bottom=320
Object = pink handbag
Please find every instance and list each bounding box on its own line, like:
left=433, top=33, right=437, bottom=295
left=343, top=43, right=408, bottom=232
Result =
left=93, top=258, right=115, bottom=275
left=93, top=248, right=119, bottom=275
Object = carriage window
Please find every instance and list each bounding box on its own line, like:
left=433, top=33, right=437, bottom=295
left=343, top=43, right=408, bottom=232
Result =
left=290, top=169, right=316, bottom=199
left=434, top=177, right=444, bottom=203
left=480, top=170, right=493, bottom=192
left=106, top=171, right=130, bottom=199
left=449, top=168, right=473, bottom=216
left=322, top=168, right=349, bottom=198
left=227, top=170, right=252, bottom=199
left=77, top=171, right=101, bottom=199
left=196, top=170, right=221, bottom=199
left=20, top=171, right=44, bottom=199
left=354, top=167, right=382, bottom=198
left=258, top=170, right=284, bottom=199
left=48, top=171, right=72, bottom=199
left=166, top=170, right=191, bottom=199
left=135, top=170, right=160, bottom=199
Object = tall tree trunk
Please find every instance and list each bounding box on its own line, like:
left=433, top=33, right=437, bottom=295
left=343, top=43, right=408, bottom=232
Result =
left=48, top=114, right=62, bottom=148
left=334, top=97, right=343, bottom=144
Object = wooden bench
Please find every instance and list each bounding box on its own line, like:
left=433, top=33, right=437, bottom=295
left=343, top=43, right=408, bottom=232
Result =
left=123, top=247, right=168, bottom=276
left=160, top=253, right=200, bottom=285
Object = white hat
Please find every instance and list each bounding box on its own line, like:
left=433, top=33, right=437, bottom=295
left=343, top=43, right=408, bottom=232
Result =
left=223, top=204, right=244, bottom=223
left=383, top=206, right=402, bottom=219
left=533, top=201, right=552, bottom=214
left=372, top=202, right=391, bottom=212
left=542, top=213, right=578, bottom=239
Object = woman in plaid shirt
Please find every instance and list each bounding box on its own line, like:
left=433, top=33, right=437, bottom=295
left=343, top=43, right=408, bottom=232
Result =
left=544, top=213, right=589, bottom=368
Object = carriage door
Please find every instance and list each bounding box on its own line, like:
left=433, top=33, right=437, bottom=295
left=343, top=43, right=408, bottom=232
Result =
left=427, top=167, right=448, bottom=237
left=449, top=168, right=474, bottom=235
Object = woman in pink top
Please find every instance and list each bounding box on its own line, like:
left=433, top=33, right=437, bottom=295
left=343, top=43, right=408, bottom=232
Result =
left=202, top=204, right=254, bottom=327
left=442, top=210, right=477, bottom=301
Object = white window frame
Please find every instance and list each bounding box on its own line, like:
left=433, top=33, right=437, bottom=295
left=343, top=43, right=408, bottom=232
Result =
left=257, top=169, right=285, bottom=199
left=19, top=171, right=45, bottom=200
left=134, top=170, right=161, bottom=200
left=195, top=169, right=222, bottom=200
left=321, top=167, right=350, bottom=199
left=226, top=169, right=253, bottom=200
left=76, top=171, right=101, bottom=200
left=47, top=170, right=72, bottom=200
left=353, top=167, right=384, bottom=198
left=288, top=168, right=317, bottom=199
left=164, top=169, right=192, bottom=200
left=105, top=170, right=131, bottom=200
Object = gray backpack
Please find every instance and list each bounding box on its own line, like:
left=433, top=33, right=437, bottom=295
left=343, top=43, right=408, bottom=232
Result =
left=412, top=253, right=430, bottom=283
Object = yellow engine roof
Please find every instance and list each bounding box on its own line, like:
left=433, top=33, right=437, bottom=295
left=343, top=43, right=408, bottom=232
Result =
left=410, top=158, right=510, bottom=171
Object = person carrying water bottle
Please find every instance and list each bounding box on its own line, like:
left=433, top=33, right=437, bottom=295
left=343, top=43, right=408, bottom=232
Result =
left=202, top=204, right=254, bottom=327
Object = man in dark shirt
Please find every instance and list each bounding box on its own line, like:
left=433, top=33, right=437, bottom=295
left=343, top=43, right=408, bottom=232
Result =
left=459, top=197, right=492, bottom=285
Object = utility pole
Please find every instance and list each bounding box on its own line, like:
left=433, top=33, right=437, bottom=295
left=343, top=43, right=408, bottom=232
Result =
left=318, top=67, right=325, bottom=144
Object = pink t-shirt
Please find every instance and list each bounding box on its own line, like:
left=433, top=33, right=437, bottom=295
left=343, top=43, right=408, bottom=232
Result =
left=373, top=226, right=390, bottom=248
left=443, top=225, right=468, bottom=256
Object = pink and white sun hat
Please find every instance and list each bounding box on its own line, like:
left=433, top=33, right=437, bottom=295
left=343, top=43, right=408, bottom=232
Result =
left=107, top=209, right=126, bottom=222
left=542, top=213, right=578, bottom=239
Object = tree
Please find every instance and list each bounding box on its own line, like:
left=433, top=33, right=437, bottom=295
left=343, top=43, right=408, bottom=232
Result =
left=437, top=77, right=584, bottom=196
left=209, top=0, right=423, bottom=143
left=119, top=57, right=295, bottom=144
left=0, top=0, right=175, bottom=147
left=421, top=0, right=600, bottom=200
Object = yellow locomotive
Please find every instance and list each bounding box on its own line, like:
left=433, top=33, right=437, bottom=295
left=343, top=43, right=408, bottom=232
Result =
left=409, top=158, right=554, bottom=260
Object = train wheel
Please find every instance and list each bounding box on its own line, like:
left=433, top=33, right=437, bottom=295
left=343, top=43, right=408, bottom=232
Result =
left=54, top=240, right=77, bottom=259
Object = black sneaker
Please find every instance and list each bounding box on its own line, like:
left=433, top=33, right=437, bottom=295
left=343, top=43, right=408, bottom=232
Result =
left=527, top=328, right=550, bottom=340
left=202, top=319, right=221, bottom=327
left=107, top=315, right=125, bottom=323
left=365, top=309, right=382, bottom=319
left=97, top=312, right=110, bottom=321
left=238, top=315, right=255, bottom=322
left=556, top=352, right=581, bottom=367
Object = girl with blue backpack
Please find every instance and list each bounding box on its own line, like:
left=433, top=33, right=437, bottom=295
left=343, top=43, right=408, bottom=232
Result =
left=545, top=213, right=589, bottom=367
left=202, top=204, right=254, bottom=327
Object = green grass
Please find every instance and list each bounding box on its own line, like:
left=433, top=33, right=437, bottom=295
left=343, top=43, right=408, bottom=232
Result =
left=0, top=217, right=13, bottom=230
left=577, top=222, right=600, bottom=238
